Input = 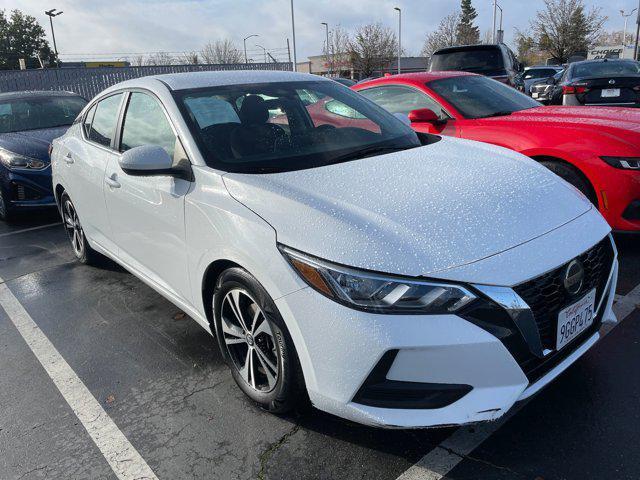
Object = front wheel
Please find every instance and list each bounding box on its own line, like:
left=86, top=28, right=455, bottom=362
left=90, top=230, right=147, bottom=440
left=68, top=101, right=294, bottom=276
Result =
left=0, top=190, right=12, bottom=222
left=212, top=267, right=306, bottom=413
left=539, top=160, right=597, bottom=207
left=60, top=192, right=101, bottom=265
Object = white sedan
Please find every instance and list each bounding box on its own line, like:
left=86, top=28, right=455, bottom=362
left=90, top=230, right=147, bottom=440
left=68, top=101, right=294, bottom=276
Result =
left=51, top=71, right=618, bottom=428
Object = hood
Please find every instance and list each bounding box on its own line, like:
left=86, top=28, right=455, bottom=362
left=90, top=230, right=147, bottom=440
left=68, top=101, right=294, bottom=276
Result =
left=485, top=106, right=640, bottom=133
left=0, top=125, right=69, bottom=160
left=223, top=137, right=593, bottom=278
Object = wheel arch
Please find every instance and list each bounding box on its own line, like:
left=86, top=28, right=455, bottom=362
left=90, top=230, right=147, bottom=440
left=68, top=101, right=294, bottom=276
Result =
left=530, top=154, right=599, bottom=207
left=201, top=259, right=243, bottom=327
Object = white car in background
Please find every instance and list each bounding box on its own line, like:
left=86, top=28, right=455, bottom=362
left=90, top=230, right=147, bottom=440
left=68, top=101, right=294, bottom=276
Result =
left=51, top=71, right=618, bottom=428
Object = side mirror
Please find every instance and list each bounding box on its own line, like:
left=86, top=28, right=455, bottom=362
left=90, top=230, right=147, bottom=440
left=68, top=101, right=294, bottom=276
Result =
left=547, top=76, right=557, bottom=85
left=408, top=108, right=443, bottom=125
left=119, top=145, right=188, bottom=179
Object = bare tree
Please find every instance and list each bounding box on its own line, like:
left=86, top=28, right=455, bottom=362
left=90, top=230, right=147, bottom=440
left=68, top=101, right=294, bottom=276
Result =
left=181, top=51, right=199, bottom=65
left=201, top=39, right=243, bottom=64
left=421, top=12, right=459, bottom=57
left=323, top=25, right=350, bottom=75
left=131, top=55, right=145, bottom=66
left=530, top=0, right=606, bottom=62
left=348, top=23, right=398, bottom=78
left=146, top=51, right=174, bottom=66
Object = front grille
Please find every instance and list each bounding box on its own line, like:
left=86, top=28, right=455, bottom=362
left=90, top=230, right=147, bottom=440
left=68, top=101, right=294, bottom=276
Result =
left=512, top=236, right=615, bottom=381
left=513, top=237, right=614, bottom=350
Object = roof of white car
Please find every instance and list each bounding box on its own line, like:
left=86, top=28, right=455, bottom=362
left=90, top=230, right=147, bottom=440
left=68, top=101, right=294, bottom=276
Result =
left=104, top=70, right=326, bottom=94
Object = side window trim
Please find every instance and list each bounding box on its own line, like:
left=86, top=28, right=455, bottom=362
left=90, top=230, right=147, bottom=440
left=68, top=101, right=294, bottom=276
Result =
left=81, top=91, right=127, bottom=152
left=359, top=84, right=452, bottom=120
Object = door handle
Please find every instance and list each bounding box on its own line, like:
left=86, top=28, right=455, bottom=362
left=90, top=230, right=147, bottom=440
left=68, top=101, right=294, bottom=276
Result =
left=105, top=174, right=121, bottom=189
left=64, top=153, right=74, bottom=164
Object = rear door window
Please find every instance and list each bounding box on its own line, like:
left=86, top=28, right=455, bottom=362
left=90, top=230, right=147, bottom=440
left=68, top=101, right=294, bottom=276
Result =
left=88, top=94, right=123, bottom=148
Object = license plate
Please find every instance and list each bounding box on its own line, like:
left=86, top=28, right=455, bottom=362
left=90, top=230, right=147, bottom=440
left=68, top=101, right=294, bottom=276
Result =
left=556, top=289, right=596, bottom=350
left=601, top=88, right=621, bottom=98
left=532, top=92, right=539, bottom=99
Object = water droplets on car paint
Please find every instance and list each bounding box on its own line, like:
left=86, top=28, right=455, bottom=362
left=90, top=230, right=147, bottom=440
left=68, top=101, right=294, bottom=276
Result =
left=224, top=136, right=592, bottom=279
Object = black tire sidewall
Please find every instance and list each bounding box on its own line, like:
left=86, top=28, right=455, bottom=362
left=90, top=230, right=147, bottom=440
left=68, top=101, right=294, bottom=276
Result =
left=212, top=268, right=302, bottom=413
left=540, top=160, right=595, bottom=206
left=60, top=192, right=92, bottom=264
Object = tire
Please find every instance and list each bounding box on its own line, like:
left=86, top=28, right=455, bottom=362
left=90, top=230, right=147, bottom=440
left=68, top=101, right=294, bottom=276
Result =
left=212, top=267, right=306, bottom=413
left=60, top=192, right=101, bottom=266
left=540, top=160, right=597, bottom=206
left=0, top=190, right=12, bottom=222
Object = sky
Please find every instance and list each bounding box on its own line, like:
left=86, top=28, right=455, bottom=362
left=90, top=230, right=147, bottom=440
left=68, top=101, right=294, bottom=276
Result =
left=2, top=0, right=637, bottom=63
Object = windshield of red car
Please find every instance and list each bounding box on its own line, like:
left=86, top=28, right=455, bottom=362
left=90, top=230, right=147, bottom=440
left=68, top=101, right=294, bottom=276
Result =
left=174, top=81, right=420, bottom=173
left=428, top=76, right=540, bottom=119
left=0, top=95, right=87, bottom=133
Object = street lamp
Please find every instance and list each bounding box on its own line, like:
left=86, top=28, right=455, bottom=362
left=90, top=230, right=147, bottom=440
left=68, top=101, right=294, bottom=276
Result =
left=290, top=0, right=298, bottom=71
left=255, top=44, right=267, bottom=63
left=321, top=22, right=330, bottom=76
left=394, top=7, right=401, bottom=74
left=635, top=0, right=640, bottom=61
left=243, top=34, right=259, bottom=64
left=621, top=9, right=638, bottom=50
left=44, top=8, right=63, bottom=67
left=492, top=0, right=497, bottom=43
left=495, top=3, right=504, bottom=43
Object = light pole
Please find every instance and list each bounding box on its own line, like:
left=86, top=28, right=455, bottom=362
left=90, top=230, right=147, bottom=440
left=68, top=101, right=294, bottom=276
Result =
left=394, top=7, right=401, bottom=74
left=321, top=22, right=330, bottom=76
left=290, top=0, right=297, bottom=71
left=255, top=44, right=267, bottom=63
left=635, top=0, right=640, bottom=61
left=495, top=3, right=503, bottom=43
left=243, top=34, right=259, bottom=64
left=621, top=9, right=637, bottom=50
left=45, top=8, right=63, bottom=67
left=492, top=0, right=497, bottom=43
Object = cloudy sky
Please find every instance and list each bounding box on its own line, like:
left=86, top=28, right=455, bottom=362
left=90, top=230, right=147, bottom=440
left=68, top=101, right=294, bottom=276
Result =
left=3, top=0, right=635, bottom=63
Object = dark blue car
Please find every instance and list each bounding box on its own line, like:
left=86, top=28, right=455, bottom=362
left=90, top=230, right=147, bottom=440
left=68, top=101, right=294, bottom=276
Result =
left=0, top=91, right=87, bottom=221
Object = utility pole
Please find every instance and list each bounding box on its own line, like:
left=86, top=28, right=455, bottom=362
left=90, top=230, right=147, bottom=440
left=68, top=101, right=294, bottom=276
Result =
left=635, top=0, right=640, bottom=61
left=243, top=34, right=259, bottom=64
left=492, top=0, right=497, bottom=43
left=321, top=22, right=330, bottom=76
left=621, top=8, right=638, bottom=53
left=45, top=9, right=63, bottom=67
left=496, top=3, right=503, bottom=43
left=290, top=0, right=298, bottom=71
left=394, top=7, right=401, bottom=74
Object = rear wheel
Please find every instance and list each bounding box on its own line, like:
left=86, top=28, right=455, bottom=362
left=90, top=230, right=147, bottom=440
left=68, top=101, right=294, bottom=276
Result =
left=539, top=160, right=597, bottom=207
left=60, top=192, right=101, bottom=265
left=212, top=267, right=305, bottom=413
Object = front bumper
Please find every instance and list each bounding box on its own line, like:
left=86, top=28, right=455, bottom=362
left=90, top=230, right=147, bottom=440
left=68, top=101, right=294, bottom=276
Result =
left=0, top=166, right=55, bottom=211
left=275, top=230, right=618, bottom=429
left=595, top=167, right=640, bottom=233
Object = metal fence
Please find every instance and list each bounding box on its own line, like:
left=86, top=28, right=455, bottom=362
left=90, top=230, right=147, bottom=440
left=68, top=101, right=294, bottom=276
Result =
left=0, top=62, right=294, bottom=100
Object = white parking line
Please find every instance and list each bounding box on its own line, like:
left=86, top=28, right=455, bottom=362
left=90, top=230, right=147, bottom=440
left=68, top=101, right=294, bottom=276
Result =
left=0, top=222, right=61, bottom=238
left=396, top=286, right=639, bottom=480
left=0, top=277, right=159, bottom=480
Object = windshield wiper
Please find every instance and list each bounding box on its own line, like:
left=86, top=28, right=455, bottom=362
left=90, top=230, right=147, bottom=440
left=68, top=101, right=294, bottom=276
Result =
left=479, top=111, right=514, bottom=119
left=330, top=145, right=411, bottom=164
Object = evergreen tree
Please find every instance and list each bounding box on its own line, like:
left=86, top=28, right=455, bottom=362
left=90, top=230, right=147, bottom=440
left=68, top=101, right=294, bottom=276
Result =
left=0, top=9, right=56, bottom=70
left=456, top=0, right=480, bottom=45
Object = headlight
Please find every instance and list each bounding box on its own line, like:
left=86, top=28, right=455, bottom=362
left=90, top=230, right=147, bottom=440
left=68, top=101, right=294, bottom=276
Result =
left=601, top=156, right=640, bottom=170
left=280, top=246, right=477, bottom=314
left=0, top=147, right=48, bottom=170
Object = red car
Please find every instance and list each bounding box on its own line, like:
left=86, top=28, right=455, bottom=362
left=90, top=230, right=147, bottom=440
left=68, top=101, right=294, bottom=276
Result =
left=353, top=72, right=640, bottom=233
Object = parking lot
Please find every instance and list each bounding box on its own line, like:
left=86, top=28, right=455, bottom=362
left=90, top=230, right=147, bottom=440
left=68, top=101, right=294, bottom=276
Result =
left=0, top=210, right=637, bottom=480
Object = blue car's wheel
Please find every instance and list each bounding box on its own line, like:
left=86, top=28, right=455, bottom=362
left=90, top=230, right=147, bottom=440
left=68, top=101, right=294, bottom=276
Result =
left=0, top=190, right=11, bottom=222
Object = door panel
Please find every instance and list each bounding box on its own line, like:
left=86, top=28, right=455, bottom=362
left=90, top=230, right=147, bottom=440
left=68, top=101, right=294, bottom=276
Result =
left=104, top=162, right=192, bottom=301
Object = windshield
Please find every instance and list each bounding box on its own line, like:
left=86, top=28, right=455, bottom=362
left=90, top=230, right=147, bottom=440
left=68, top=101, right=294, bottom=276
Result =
left=0, top=95, right=87, bottom=133
left=572, top=61, right=640, bottom=79
left=175, top=81, right=420, bottom=173
left=429, top=75, right=540, bottom=119
left=430, top=48, right=506, bottom=76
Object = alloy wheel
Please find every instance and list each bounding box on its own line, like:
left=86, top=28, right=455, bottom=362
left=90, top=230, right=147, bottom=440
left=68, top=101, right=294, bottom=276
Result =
left=221, top=288, right=280, bottom=392
left=63, top=198, right=85, bottom=258
left=0, top=193, right=6, bottom=219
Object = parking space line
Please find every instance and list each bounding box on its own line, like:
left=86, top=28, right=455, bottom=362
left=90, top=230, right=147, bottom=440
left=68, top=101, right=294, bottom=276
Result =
left=396, top=284, right=640, bottom=480
left=0, top=222, right=61, bottom=238
left=0, top=277, right=159, bottom=480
